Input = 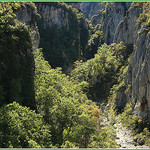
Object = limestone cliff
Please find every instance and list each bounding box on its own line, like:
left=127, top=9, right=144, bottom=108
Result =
left=15, top=3, right=40, bottom=50
left=113, top=4, right=150, bottom=120
left=125, top=30, right=150, bottom=120
left=81, top=2, right=150, bottom=120
left=35, top=2, right=89, bottom=70
left=113, top=6, right=142, bottom=45
left=36, top=3, right=70, bottom=29
left=79, top=2, right=131, bottom=45
left=80, top=2, right=103, bottom=20
left=91, top=2, right=131, bottom=44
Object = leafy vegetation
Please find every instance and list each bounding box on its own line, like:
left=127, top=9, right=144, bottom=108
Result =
left=70, top=42, right=132, bottom=102
left=0, top=2, right=35, bottom=109
left=1, top=1, right=150, bottom=148
left=89, top=126, right=119, bottom=148
left=0, top=102, right=51, bottom=148
left=37, top=2, right=90, bottom=71
left=34, top=48, right=102, bottom=147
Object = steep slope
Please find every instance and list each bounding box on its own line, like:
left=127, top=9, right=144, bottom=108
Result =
left=80, top=2, right=131, bottom=44
left=112, top=3, right=150, bottom=120
left=113, top=5, right=142, bottom=45
left=0, top=3, right=37, bottom=109
left=0, top=1, right=150, bottom=148
left=80, top=2, right=103, bottom=19
left=35, top=2, right=90, bottom=71
left=15, top=2, right=40, bottom=50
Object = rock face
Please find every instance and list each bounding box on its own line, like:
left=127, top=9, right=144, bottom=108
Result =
left=113, top=4, right=150, bottom=120
left=80, top=2, right=104, bottom=19
left=15, top=4, right=40, bottom=50
left=81, top=2, right=131, bottom=44
left=36, top=3, right=70, bottom=30
left=126, top=30, right=150, bottom=120
left=103, top=2, right=131, bottom=44
left=35, top=2, right=85, bottom=70
left=113, top=6, right=142, bottom=45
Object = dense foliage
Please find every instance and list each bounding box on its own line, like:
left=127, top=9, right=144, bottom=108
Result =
left=34, top=48, right=102, bottom=147
left=70, top=42, right=132, bottom=102
left=37, top=2, right=90, bottom=71
left=0, top=2, right=35, bottom=109
left=1, top=1, right=150, bottom=149
left=0, top=102, right=51, bottom=148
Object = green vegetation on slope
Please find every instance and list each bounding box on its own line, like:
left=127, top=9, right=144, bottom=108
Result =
left=37, top=2, right=90, bottom=71
left=34, top=48, right=100, bottom=147
left=70, top=42, right=132, bottom=102
left=1, top=1, right=150, bottom=148
left=0, top=2, right=35, bottom=109
left=0, top=102, right=51, bottom=148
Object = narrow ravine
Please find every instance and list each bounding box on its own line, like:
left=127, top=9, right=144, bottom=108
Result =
left=114, top=122, right=150, bottom=149
left=100, top=114, right=150, bottom=149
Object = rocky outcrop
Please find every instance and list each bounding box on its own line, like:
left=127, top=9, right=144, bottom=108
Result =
left=102, top=2, right=131, bottom=44
left=36, top=3, right=70, bottom=30
left=81, top=2, right=131, bottom=44
left=15, top=4, right=40, bottom=50
left=80, top=2, right=104, bottom=20
left=113, top=6, right=142, bottom=45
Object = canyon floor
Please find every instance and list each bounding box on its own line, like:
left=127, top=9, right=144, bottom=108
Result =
left=100, top=115, right=150, bottom=149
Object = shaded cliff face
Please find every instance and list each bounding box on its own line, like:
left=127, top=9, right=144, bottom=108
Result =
left=36, top=3, right=70, bottom=29
left=113, top=6, right=142, bottom=45
left=80, top=2, right=131, bottom=45
left=35, top=2, right=89, bottom=70
left=15, top=4, right=40, bottom=50
left=0, top=3, right=36, bottom=109
left=92, top=2, right=131, bottom=44
left=80, top=2, right=103, bottom=19
left=103, top=2, right=131, bottom=44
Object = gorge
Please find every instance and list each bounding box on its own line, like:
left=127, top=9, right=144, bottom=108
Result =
left=0, top=2, right=150, bottom=148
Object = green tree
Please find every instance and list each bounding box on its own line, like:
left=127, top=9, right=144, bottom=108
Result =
left=0, top=102, right=51, bottom=148
left=34, top=49, right=101, bottom=147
